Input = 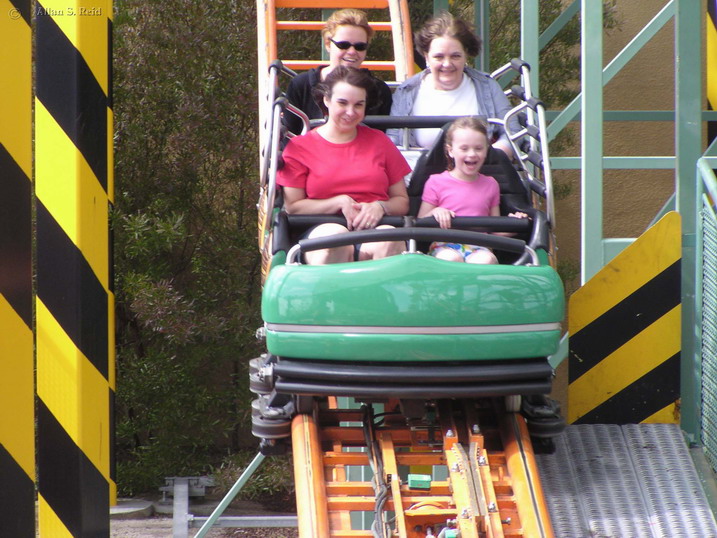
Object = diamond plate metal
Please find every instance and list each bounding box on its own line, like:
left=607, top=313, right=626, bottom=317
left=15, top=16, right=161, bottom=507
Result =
left=702, top=201, right=717, bottom=472
left=536, top=424, right=717, bottom=537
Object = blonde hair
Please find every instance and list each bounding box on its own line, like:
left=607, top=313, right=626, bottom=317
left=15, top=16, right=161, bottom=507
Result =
left=322, top=8, right=374, bottom=46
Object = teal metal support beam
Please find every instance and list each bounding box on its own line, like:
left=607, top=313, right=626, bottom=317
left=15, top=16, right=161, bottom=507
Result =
left=539, top=0, right=579, bottom=50
left=580, top=0, right=603, bottom=283
left=603, top=1, right=675, bottom=82
left=603, top=238, right=636, bottom=265
left=649, top=194, right=677, bottom=227
left=547, top=110, right=717, bottom=122
left=321, top=9, right=334, bottom=61
left=676, top=0, right=703, bottom=442
left=707, top=136, right=717, bottom=157
left=475, top=0, right=489, bottom=71
left=194, top=452, right=266, bottom=537
left=548, top=333, right=569, bottom=369
left=521, top=0, right=539, bottom=95
left=433, top=0, right=449, bottom=14
left=548, top=1, right=675, bottom=141
left=552, top=156, right=676, bottom=170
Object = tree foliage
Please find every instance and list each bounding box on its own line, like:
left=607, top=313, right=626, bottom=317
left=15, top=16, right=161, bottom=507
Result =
left=113, top=0, right=618, bottom=496
left=113, top=0, right=263, bottom=495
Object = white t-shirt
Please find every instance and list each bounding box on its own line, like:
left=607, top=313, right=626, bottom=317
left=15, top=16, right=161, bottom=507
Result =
left=411, top=73, right=479, bottom=149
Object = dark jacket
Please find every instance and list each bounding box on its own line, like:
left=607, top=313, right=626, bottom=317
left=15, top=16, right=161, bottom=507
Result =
left=284, top=66, right=392, bottom=134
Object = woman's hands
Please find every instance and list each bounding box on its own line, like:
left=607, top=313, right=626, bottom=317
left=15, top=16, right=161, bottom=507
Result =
left=284, top=184, right=407, bottom=231
left=345, top=200, right=385, bottom=230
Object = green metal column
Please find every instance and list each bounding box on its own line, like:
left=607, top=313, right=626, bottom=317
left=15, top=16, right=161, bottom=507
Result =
left=433, top=0, right=449, bottom=14
left=521, top=0, right=539, bottom=94
left=581, top=0, right=604, bottom=283
left=475, top=0, right=489, bottom=71
left=676, top=0, right=703, bottom=441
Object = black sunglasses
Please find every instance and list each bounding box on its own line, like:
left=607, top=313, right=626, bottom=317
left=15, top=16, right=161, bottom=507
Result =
left=330, top=38, right=368, bottom=52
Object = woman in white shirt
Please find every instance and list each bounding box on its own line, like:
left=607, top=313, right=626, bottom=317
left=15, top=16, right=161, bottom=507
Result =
left=387, top=12, right=516, bottom=159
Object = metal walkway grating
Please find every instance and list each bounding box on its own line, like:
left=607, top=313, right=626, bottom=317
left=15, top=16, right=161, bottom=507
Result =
left=536, top=424, right=717, bottom=537
left=702, top=200, right=717, bottom=471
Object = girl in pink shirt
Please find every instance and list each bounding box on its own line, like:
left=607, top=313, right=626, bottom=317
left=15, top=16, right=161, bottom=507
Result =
left=417, top=117, right=526, bottom=264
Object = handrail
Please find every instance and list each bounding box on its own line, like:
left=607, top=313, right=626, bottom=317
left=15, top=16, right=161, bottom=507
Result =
left=497, top=59, right=555, bottom=228
left=263, top=100, right=284, bottom=239
left=699, top=158, right=717, bottom=211
left=286, top=227, right=538, bottom=265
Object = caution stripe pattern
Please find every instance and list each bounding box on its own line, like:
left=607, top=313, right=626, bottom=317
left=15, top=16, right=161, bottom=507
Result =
left=0, top=1, right=34, bottom=535
left=709, top=1, right=717, bottom=142
left=568, top=212, right=682, bottom=425
left=34, top=1, right=115, bottom=535
left=709, top=1, right=716, bottom=113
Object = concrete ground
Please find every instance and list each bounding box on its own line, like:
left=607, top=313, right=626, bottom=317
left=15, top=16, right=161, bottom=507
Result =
left=110, top=499, right=297, bottom=538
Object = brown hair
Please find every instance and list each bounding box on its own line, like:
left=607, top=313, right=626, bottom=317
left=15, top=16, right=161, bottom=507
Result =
left=415, top=11, right=481, bottom=58
left=322, top=8, right=374, bottom=46
left=444, top=116, right=488, bottom=170
left=314, top=66, right=379, bottom=114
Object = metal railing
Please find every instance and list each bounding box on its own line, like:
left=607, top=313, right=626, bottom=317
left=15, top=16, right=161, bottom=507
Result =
left=697, top=157, right=717, bottom=469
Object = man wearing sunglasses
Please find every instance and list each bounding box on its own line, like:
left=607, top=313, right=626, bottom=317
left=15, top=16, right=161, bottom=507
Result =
left=284, top=8, right=392, bottom=135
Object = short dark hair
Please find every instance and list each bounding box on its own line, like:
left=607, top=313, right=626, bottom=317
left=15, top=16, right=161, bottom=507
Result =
left=415, top=12, right=481, bottom=58
left=313, top=66, right=379, bottom=114
left=444, top=116, right=489, bottom=170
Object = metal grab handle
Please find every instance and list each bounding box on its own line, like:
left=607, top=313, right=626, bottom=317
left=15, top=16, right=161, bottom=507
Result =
left=286, top=227, right=537, bottom=265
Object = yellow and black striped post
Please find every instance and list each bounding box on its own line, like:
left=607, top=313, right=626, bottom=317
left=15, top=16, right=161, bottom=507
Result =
left=0, top=0, right=35, bottom=535
left=35, top=1, right=115, bottom=535
left=709, top=0, right=716, bottom=143
left=568, top=212, right=682, bottom=425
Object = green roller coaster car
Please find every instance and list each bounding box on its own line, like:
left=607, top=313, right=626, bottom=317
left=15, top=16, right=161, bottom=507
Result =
left=263, top=250, right=563, bottom=363
left=255, top=222, right=563, bottom=402
left=251, top=59, right=565, bottom=449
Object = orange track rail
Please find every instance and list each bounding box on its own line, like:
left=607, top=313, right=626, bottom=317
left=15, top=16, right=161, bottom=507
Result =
left=291, top=399, right=555, bottom=538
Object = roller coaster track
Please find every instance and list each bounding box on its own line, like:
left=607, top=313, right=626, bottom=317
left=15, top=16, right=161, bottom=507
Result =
left=292, top=398, right=554, bottom=538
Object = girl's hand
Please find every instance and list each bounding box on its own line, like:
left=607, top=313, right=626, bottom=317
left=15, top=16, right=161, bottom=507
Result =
left=351, top=201, right=385, bottom=230
left=508, top=211, right=528, bottom=219
left=432, top=207, right=455, bottom=229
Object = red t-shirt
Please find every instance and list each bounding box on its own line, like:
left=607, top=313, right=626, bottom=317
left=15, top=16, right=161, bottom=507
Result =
left=278, top=125, right=410, bottom=203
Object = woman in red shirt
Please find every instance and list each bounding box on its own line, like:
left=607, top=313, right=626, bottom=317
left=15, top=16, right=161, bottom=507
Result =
left=278, top=66, right=410, bottom=264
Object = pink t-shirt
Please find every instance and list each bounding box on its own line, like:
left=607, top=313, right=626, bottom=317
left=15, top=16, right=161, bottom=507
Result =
left=422, top=171, right=500, bottom=216
left=278, top=125, right=411, bottom=204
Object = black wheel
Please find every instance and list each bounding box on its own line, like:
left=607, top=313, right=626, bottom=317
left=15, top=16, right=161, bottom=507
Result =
left=531, top=436, right=556, bottom=455
left=251, top=415, right=291, bottom=439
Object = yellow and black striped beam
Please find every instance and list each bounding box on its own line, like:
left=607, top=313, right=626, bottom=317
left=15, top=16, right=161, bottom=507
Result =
left=35, top=1, right=115, bottom=535
left=0, top=0, right=35, bottom=535
left=709, top=0, right=716, bottom=143
left=568, top=212, right=681, bottom=425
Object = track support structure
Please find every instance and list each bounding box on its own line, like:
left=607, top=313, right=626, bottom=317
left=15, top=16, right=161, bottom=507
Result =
left=291, top=397, right=554, bottom=538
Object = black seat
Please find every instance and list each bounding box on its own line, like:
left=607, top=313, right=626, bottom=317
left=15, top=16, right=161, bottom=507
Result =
left=406, top=123, right=452, bottom=215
